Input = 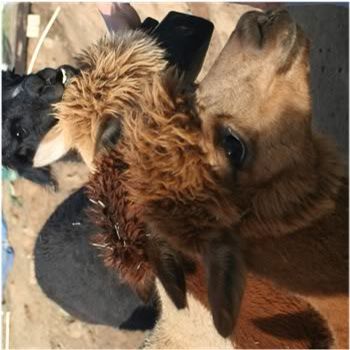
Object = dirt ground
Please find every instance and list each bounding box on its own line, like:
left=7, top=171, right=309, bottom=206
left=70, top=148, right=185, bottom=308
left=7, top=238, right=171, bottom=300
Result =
left=2, top=3, right=255, bottom=349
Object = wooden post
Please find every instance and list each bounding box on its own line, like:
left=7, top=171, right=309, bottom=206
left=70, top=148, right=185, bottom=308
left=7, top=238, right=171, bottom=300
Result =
left=14, top=2, right=30, bottom=74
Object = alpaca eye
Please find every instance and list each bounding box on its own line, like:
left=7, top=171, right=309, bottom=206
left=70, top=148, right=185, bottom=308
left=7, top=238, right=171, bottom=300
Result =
left=221, top=129, right=246, bottom=168
left=13, top=126, right=28, bottom=140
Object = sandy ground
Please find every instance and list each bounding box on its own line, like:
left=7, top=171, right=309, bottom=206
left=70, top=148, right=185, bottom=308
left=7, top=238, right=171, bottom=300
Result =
left=3, top=3, right=255, bottom=349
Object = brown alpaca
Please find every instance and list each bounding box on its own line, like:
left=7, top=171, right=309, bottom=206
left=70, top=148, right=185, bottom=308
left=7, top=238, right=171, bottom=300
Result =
left=112, top=75, right=246, bottom=337
left=34, top=29, right=246, bottom=337
left=132, top=10, right=349, bottom=347
left=34, top=10, right=348, bottom=347
left=83, top=10, right=349, bottom=342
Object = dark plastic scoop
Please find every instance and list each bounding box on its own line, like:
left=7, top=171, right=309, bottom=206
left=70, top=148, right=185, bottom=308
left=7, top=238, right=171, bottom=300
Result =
left=139, top=11, right=214, bottom=85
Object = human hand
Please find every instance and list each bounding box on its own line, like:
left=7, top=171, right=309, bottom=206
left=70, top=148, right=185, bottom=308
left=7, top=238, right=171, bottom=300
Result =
left=238, top=2, right=283, bottom=10
left=97, top=3, right=141, bottom=32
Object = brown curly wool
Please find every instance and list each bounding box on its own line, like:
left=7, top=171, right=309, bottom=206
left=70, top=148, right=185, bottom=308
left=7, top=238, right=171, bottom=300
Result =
left=118, top=75, right=241, bottom=251
left=86, top=149, right=155, bottom=300
left=111, top=71, right=246, bottom=337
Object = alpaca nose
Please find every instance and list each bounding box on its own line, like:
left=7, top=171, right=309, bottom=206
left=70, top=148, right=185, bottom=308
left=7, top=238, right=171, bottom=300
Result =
left=23, top=75, right=47, bottom=95
left=38, top=68, right=62, bottom=85
left=24, top=69, right=60, bottom=95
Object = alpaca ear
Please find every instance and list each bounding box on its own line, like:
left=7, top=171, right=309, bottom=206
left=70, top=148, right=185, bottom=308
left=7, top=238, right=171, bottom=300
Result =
left=196, top=24, right=237, bottom=117
left=33, top=125, right=71, bottom=167
left=203, top=234, right=245, bottom=338
left=146, top=239, right=187, bottom=310
left=95, top=116, right=121, bottom=153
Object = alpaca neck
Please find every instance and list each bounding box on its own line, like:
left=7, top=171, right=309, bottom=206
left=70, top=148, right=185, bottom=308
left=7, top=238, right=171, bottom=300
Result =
left=239, top=134, right=345, bottom=239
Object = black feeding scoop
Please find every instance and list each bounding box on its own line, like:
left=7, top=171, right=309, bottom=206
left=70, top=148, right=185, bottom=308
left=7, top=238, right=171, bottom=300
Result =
left=139, top=11, right=214, bottom=85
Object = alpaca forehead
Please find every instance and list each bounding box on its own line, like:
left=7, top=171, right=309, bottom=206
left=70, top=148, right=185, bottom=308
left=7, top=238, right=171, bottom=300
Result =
left=57, top=79, right=113, bottom=134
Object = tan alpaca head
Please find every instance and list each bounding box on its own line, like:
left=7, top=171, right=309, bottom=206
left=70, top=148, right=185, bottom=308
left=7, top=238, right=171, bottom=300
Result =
left=33, top=31, right=167, bottom=170
left=197, top=9, right=313, bottom=188
left=193, top=9, right=343, bottom=239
